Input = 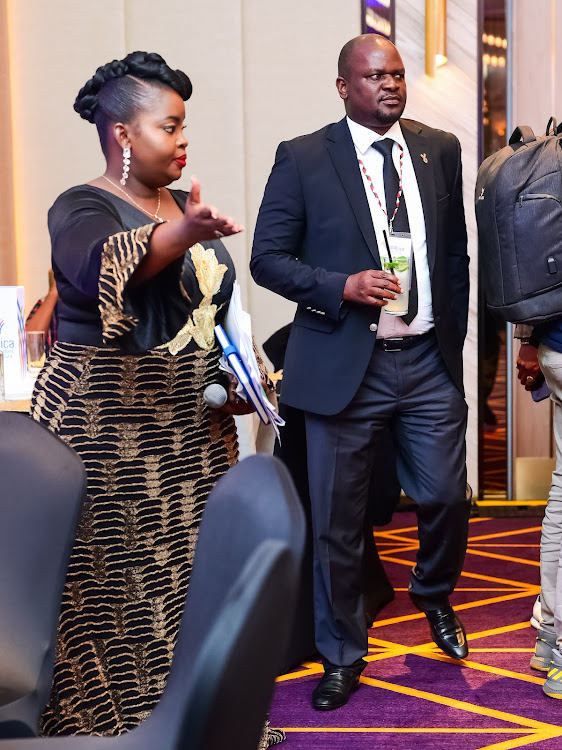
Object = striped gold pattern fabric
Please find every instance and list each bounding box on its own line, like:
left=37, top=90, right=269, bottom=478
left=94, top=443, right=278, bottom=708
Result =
left=30, top=223, right=239, bottom=735
left=99, top=223, right=155, bottom=344
left=31, top=341, right=238, bottom=734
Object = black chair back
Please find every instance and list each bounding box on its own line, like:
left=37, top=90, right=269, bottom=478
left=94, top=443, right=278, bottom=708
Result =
left=0, top=413, right=86, bottom=737
left=0, top=541, right=297, bottom=750
left=177, top=453, right=305, bottom=668
left=180, top=539, right=295, bottom=750
left=129, top=454, right=304, bottom=749
left=138, top=454, right=304, bottom=747
left=0, top=454, right=303, bottom=750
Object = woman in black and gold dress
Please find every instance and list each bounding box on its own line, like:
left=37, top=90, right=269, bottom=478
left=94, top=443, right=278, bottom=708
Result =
left=30, top=52, right=283, bottom=747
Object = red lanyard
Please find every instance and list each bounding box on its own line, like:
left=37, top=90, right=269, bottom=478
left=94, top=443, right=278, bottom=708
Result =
left=358, top=143, right=404, bottom=235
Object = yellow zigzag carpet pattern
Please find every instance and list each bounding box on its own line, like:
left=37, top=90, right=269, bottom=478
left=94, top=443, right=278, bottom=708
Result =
left=270, top=514, right=562, bottom=750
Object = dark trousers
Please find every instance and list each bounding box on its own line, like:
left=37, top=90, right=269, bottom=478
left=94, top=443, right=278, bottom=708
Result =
left=305, top=335, right=470, bottom=668
left=274, top=404, right=397, bottom=673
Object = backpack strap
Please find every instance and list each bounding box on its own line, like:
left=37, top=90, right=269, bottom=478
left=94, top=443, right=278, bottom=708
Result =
left=509, top=126, right=537, bottom=145
left=546, top=117, right=559, bottom=136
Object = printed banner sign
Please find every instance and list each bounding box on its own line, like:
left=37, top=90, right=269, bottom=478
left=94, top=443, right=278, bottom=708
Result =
left=0, top=286, right=32, bottom=399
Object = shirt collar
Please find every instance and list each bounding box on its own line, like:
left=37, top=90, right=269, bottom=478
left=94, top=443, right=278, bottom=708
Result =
left=346, top=116, right=405, bottom=155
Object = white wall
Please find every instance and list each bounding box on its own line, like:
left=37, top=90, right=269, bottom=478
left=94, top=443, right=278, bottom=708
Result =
left=7, top=0, right=124, bottom=294
left=396, top=0, right=479, bottom=490
left=6, top=0, right=357, bottom=322
left=511, top=0, right=559, bottom=463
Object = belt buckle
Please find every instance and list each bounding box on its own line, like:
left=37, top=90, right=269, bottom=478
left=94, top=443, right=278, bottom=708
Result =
left=383, top=338, right=404, bottom=352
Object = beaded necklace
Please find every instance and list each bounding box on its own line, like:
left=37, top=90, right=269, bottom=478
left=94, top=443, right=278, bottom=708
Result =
left=358, top=143, right=404, bottom=235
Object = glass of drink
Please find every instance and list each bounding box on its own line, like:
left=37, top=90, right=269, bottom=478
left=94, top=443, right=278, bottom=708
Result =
left=383, top=254, right=411, bottom=316
left=26, top=331, right=46, bottom=373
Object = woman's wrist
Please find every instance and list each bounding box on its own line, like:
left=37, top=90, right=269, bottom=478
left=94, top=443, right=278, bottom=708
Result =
left=151, top=218, right=195, bottom=256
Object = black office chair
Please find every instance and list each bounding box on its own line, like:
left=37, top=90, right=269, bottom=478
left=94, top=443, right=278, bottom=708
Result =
left=177, top=453, right=306, bottom=674
left=0, top=454, right=305, bottom=749
left=173, top=539, right=296, bottom=750
left=0, top=412, right=87, bottom=738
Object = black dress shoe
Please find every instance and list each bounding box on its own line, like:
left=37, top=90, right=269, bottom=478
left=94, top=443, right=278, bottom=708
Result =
left=423, top=605, right=468, bottom=660
left=311, top=666, right=361, bottom=710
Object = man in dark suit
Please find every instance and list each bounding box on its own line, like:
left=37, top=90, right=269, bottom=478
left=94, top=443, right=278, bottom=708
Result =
left=251, top=34, right=470, bottom=710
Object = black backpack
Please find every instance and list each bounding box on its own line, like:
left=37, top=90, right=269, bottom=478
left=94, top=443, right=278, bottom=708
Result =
left=475, top=118, right=562, bottom=325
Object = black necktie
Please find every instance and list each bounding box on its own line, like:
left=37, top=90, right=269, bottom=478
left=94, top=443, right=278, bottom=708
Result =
left=371, top=138, right=418, bottom=325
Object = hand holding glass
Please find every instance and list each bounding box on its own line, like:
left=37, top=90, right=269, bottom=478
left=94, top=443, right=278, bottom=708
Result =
left=383, top=241, right=411, bottom=315
left=26, top=331, right=46, bottom=372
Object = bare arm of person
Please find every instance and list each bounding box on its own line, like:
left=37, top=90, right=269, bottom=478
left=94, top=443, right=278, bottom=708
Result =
left=25, top=270, right=58, bottom=336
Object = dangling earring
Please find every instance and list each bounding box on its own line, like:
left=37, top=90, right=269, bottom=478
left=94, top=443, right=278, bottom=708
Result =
left=121, top=146, right=131, bottom=186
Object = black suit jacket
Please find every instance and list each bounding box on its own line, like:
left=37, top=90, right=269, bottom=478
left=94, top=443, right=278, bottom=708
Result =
left=251, top=117, right=469, bottom=416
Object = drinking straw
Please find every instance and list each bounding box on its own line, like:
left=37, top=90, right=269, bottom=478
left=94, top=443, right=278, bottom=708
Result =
left=382, top=229, right=394, bottom=264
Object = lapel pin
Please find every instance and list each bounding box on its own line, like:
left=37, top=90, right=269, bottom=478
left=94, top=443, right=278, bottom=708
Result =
left=420, top=153, right=428, bottom=164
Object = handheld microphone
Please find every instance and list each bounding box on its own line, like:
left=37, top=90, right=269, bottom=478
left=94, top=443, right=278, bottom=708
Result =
left=203, top=383, right=228, bottom=409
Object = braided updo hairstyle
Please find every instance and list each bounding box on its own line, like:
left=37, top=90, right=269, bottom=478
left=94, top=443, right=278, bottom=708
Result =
left=74, top=51, right=192, bottom=152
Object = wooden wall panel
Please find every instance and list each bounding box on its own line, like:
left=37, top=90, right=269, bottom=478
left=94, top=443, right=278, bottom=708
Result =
left=0, top=0, right=16, bottom=285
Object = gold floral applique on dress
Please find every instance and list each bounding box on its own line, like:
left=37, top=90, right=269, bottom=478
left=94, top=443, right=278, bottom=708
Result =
left=157, top=243, right=227, bottom=355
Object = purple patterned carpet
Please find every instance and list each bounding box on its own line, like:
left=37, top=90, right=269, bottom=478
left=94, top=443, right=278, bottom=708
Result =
left=269, top=514, right=562, bottom=749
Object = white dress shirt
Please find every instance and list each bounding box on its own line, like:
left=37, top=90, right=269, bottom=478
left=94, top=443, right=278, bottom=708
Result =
left=346, top=116, right=434, bottom=338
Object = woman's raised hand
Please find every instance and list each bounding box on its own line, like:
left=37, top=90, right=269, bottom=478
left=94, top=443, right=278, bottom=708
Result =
left=182, top=176, right=244, bottom=243
left=130, top=177, right=244, bottom=285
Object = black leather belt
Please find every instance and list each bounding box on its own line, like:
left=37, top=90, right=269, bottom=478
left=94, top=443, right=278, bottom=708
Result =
left=375, top=329, right=435, bottom=352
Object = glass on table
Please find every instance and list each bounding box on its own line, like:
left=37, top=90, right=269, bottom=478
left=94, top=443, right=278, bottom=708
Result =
left=26, top=331, right=46, bottom=372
